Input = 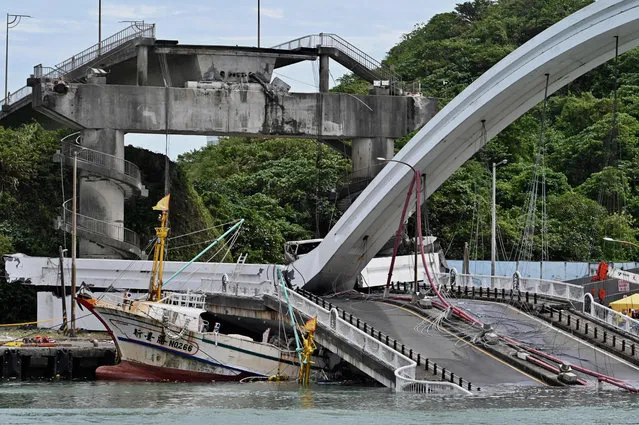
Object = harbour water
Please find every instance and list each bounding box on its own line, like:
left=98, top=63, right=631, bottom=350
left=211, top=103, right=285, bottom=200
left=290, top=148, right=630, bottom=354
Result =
left=0, top=381, right=637, bottom=425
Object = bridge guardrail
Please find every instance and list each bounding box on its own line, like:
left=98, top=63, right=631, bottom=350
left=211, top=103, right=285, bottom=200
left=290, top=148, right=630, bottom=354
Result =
left=394, top=364, right=470, bottom=394
left=443, top=271, right=584, bottom=303
left=583, top=293, right=639, bottom=339
left=201, top=278, right=277, bottom=297
left=55, top=23, right=155, bottom=76
left=2, top=23, right=155, bottom=108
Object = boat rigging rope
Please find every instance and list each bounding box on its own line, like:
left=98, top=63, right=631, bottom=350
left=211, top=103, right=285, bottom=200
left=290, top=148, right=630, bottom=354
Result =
left=167, top=221, right=239, bottom=241
left=276, top=266, right=303, bottom=365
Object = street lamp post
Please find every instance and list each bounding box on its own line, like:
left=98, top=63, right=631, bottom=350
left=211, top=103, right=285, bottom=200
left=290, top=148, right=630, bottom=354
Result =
left=4, top=14, right=31, bottom=109
left=69, top=146, right=88, bottom=337
left=98, top=0, right=102, bottom=55
left=377, top=157, right=421, bottom=298
left=70, top=150, right=79, bottom=337
left=603, top=237, right=639, bottom=249
left=491, top=159, right=507, bottom=277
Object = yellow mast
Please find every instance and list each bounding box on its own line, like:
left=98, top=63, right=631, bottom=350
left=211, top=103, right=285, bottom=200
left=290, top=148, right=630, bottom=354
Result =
left=148, top=194, right=170, bottom=302
left=298, top=316, right=317, bottom=386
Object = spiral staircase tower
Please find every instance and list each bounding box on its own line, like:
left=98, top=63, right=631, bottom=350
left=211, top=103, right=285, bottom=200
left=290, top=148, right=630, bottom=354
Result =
left=54, top=132, right=148, bottom=259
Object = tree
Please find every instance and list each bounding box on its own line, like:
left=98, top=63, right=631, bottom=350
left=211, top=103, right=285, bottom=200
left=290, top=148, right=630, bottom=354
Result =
left=179, top=137, right=350, bottom=263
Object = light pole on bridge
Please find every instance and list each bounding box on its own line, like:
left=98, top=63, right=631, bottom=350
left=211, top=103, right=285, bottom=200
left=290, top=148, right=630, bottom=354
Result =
left=603, top=237, right=639, bottom=249
left=377, top=157, right=423, bottom=299
left=4, top=13, right=31, bottom=110
left=98, top=0, right=102, bottom=55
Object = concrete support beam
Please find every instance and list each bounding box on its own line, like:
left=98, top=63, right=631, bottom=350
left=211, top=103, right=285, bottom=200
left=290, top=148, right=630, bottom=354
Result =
left=351, top=137, right=394, bottom=180
left=319, top=54, right=329, bottom=93
left=136, top=44, right=149, bottom=86
left=78, top=129, right=126, bottom=259
left=34, top=83, right=435, bottom=139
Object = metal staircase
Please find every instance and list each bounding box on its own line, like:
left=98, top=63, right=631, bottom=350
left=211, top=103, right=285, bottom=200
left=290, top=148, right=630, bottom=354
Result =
left=1, top=23, right=155, bottom=111
left=271, top=33, right=400, bottom=87
left=54, top=133, right=148, bottom=259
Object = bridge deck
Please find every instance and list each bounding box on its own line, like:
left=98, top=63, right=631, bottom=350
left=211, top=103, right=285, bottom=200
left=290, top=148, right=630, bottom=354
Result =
left=329, top=298, right=541, bottom=391
left=454, top=299, right=639, bottom=386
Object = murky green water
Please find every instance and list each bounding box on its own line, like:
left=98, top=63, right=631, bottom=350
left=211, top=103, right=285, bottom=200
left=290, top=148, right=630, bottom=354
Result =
left=0, top=381, right=636, bottom=424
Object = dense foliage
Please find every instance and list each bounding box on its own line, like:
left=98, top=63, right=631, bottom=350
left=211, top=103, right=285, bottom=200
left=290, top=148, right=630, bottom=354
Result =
left=334, top=0, right=639, bottom=262
left=179, top=137, right=350, bottom=263
left=0, top=123, right=61, bottom=323
left=124, top=146, right=226, bottom=262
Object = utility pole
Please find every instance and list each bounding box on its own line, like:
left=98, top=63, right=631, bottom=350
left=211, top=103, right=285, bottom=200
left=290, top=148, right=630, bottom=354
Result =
left=58, top=246, right=68, bottom=332
left=98, top=0, right=102, bottom=55
left=257, top=0, right=261, bottom=48
left=70, top=151, right=79, bottom=337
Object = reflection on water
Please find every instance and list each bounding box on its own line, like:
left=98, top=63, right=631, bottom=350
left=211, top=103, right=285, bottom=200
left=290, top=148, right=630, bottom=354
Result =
left=0, top=381, right=638, bottom=424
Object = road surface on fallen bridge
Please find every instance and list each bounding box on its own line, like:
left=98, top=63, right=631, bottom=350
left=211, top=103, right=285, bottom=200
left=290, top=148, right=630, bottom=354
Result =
left=329, top=297, right=542, bottom=391
left=453, top=299, right=639, bottom=386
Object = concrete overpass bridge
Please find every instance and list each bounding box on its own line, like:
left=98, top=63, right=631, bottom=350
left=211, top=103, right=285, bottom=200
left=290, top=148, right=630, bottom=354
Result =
left=0, top=23, right=435, bottom=260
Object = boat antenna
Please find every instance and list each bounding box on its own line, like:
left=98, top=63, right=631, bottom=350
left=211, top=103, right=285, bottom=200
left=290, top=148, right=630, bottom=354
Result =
left=148, top=194, right=171, bottom=301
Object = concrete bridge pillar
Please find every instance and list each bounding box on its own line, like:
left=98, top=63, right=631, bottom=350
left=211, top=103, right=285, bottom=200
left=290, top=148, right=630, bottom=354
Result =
left=351, top=137, right=394, bottom=180
left=78, top=128, right=126, bottom=258
left=136, top=44, right=149, bottom=86
left=319, top=54, right=329, bottom=93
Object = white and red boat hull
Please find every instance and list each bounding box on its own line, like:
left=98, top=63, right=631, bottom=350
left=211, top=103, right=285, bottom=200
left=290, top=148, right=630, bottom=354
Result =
left=79, top=297, right=299, bottom=382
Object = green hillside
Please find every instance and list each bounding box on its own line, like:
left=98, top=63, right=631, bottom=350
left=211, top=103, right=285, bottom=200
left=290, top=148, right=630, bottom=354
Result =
left=334, top=0, right=639, bottom=262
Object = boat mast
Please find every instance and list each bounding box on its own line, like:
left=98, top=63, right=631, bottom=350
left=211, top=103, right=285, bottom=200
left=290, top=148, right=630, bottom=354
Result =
left=148, top=194, right=170, bottom=301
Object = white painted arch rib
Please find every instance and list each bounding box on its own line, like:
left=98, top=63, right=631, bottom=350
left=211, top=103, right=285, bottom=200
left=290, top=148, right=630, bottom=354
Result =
left=294, top=0, right=639, bottom=292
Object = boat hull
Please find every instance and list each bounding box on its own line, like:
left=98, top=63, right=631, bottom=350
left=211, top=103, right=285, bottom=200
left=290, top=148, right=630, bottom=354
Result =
left=78, top=298, right=299, bottom=382
left=96, top=360, right=253, bottom=382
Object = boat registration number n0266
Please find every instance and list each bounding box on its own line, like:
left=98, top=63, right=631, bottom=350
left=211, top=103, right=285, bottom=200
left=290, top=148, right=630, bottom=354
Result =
left=168, top=340, right=194, bottom=352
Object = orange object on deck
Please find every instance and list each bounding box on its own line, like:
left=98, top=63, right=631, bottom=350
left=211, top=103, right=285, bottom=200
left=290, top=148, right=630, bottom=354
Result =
left=592, top=262, right=609, bottom=281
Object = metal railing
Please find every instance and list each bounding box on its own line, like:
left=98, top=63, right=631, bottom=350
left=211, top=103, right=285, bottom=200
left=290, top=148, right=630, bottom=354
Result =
left=59, top=133, right=142, bottom=182
left=61, top=199, right=140, bottom=249
left=94, top=291, right=201, bottom=332
left=394, top=364, right=471, bottom=394
left=201, top=278, right=277, bottom=297
left=446, top=272, right=584, bottom=303
left=271, top=33, right=398, bottom=83
left=583, top=293, right=639, bottom=339
left=2, top=23, right=155, bottom=107
left=163, top=292, right=206, bottom=309
left=282, top=287, right=471, bottom=395
left=2, top=86, right=32, bottom=106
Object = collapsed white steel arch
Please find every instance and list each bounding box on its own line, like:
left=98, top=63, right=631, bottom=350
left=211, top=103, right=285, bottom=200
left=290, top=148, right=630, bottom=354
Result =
left=294, top=0, right=639, bottom=292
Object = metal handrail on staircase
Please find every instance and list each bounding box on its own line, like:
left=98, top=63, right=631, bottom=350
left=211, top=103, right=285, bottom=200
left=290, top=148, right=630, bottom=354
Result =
left=59, top=133, right=142, bottom=183
left=56, top=132, right=144, bottom=258
left=2, top=23, right=155, bottom=107
left=271, top=33, right=399, bottom=83
left=60, top=199, right=140, bottom=249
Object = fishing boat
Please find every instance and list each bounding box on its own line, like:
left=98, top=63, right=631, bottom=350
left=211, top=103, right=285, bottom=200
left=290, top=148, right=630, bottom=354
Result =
left=77, top=195, right=300, bottom=382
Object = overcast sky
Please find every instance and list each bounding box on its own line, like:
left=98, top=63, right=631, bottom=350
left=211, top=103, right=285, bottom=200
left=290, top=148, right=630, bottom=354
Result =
left=2, top=0, right=461, bottom=158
